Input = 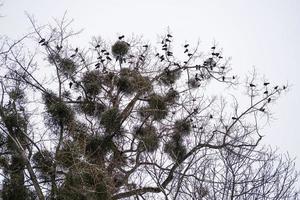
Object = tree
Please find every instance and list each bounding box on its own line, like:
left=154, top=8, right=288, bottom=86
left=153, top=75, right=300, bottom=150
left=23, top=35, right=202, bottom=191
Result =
left=0, top=15, right=298, bottom=200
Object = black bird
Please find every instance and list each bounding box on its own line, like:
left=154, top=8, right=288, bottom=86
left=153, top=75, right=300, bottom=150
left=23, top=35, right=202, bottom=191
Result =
left=184, top=44, right=189, bottom=48
left=70, top=54, right=76, bottom=58
left=283, top=85, right=287, bottom=90
left=232, top=117, right=237, bottom=120
left=143, top=45, right=148, bottom=48
left=118, top=35, right=125, bottom=40
left=76, top=96, right=82, bottom=101
left=267, top=98, right=271, bottom=103
left=162, top=47, right=167, bottom=51
left=166, top=38, right=171, bottom=42
left=41, top=41, right=48, bottom=46
left=263, top=90, right=268, bottom=94
left=188, top=53, right=193, bottom=57
left=211, top=46, right=216, bottom=50
left=184, top=49, right=189, bottom=53
left=69, top=82, right=73, bottom=89
left=259, top=107, right=265, bottom=112
left=263, top=82, right=270, bottom=86
left=219, top=56, right=223, bottom=59
left=95, top=44, right=100, bottom=48
left=167, top=51, right=173, bottom=56
left=274, top=86, right=278, bottom=90
left=106, top=56, right=112, bottom=61
left=232, top=76, right=236, bottom=79
left=56, top=45, right=62, bottom=51
left=209, top=114, right=213, bottom=119
left=167, top=34, right=173, bottom=38
left=75, top=48, right=78, bottom=53
left=249, top=83, right=256, bottom=87
left=104, top=52, right=110, bottom=56
left=95, top=63, right=100, bottom=68
left=162, top=44, right=167, bottom=47
left=222, top=76, right=225, bottom=81
left=101, top=49, right=106, bottom=53
left=39, top=38, right=45, bottom=44
left=155, top=53, right=160, bottom=57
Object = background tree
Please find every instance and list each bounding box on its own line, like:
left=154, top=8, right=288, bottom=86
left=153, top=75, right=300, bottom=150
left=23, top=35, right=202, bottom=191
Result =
left=0, top=15, right=299, bottom=200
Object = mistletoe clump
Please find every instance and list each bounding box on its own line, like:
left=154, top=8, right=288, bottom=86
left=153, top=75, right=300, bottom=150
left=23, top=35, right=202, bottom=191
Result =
left=174, top=119, right=191, bottom=136
left=82, top=70, right=102, bottom=96
left=111, top=41, right=129, bottom=57
left=58, top=57, right=76, bottom=75
left=135, top=125, right=160, bottom=152
left=164, top=133, right=187, bottom=162
left=100, top=108, right=122, bottom=133
left=159, top=69, right=181, bottom=86
left=43, top=92, right=74, bottom=127
left=79, top=99, right=106, bottom=117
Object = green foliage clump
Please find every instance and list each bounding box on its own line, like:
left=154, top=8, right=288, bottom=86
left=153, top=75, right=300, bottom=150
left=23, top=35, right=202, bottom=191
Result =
left=164, top=88, right=179, bottom=104
left=2, top=110, right=26, bottom=133
left=100, top=108, right=122, bottom=133
left=32, top=150, right=53, bottom=179
left=85, top=135, right=115, bottom=159
left=116, top=68, right=152, bottom=94
left=79, top=99, right=106, bottom=116
left=112, top=41, right=129, bottom=57
left=188, top=78, right=199, bottom=88
left=174, top=119, right=191, bottom=136
left=135, top=125, right=159, bottom=152
left=159, top=69, right=181, bottom=86
left=164, top=133, right=187, bottom=162
left=8, top=88, right=25, bottom=100
left=82, top=70, right=102, bottom=96
left=43, top=92, right=74, bottom=127
left=59, top=58, right=76, bottom=75
left=56, top=141, right=79, bottom=168
left=139, top=94, right=168, bottom=121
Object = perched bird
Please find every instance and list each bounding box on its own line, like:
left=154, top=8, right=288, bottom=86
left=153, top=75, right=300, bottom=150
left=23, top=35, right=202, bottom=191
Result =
left=95, top=63, right=100, bottom=68
left=184, top=44, right=189, bottom=48
left=249, top=83, right=256, bottom=87
left=283, top=85, right=287, bottom=90
left=155, top=53, right=160, bottom=57
left=166, top=38, right=171, bottom=42
left=184, top=49, right=189, bottom=53
left=75, top=48, right=78, bottom=53
left=76, top=96, right=82, bottom=101
left=211, top=46, right=216, bottom=50
left=263, top=82, right=270, bottom=86
left=143, top=45, right=149, bottom=48
left=263, top=90, right=268, bottom=94
left=188, top=53, right=193, bottom=57
left=101, top=49, right=106, bottom=53
left=274, top=86, right=278, bottom=90
left=232, top=117, right=237, bottom=120
left=69, top=82, right=73, bottom=89
left=209, top=114, right=213, bottom=119
left=267, top=98, right=271, bottom=103
left=95, top=44, right=100, bottom=48
left=167, top=34, right=173, bottom=37
left=106, top=56, right=112, bottom=61
left=222, top=76, right=225, bottom=81
left=39, top=38, right=45, bottom=44
left=118, top=35, right=125, bottom=40
left=232, top=76, right=236, bottom=79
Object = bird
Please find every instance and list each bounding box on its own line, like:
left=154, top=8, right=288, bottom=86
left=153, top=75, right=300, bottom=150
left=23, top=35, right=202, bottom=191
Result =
left=222, top=76, right=225, bottom=81
left=106, top=56, right=112, bottom=61
left=184, top=44, right=189, bottom=48
left=39, top=38, right=45, bottom=44
left=232, top=117, right=237, bottom=120
left=188, top=53, right=193, bottom=57
left=143, top=45, right=149, bottom=48
left=118, top=35, right=125, bottom=40
left=70, top=54, right=76, bottom=58
left=274, top=86, right=278, bottom=90
left=283, top=85, right=287, bottom=90
left=167, top=34, right=173, bottom=38
left=95, top=63, right=100, bottom=68
left=263, top=82, right=270, bottom=86
left=155, top=53, right=160, bottom=57
left=76, top=96, right=82, bottom=101
left=267, top=98, right=271, bottom=103
left=209, top=114, right=213, bottom=119
left=263, top=90, right=268, bottom=94
left=69, top=82, right=73, bottom=89
left=75, top=48, right=78, bottom=53
left=101, top=49, right=106, bottom=53
left=211, top=46, right=216, bottom=50
left=184, top=49, right=189, bottom=53
left=249, top=83, right=256, bottom=87
left=166, top=38, right=171, bottom=42
left=232, top=76, right=236, bottom=79
left=95, top=44, right=100, bottom=48
left=162, top=47, right=168, bottom=51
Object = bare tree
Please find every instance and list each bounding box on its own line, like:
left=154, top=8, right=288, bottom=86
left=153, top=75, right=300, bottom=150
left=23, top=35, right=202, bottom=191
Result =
left=0, top=15, right=298, bottom=200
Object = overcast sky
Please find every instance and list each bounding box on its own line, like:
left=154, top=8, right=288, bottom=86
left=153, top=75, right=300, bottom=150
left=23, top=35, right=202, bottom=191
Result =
left=1, top=0, right=300, bottom=170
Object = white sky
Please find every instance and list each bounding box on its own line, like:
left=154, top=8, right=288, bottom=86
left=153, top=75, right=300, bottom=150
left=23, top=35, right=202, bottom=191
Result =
left=1, top=0, right=300, bottom=171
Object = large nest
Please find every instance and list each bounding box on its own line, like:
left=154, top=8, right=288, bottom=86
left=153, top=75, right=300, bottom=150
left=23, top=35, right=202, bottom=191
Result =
left=159, top=69, right=181, bottom=86
left=100, top=108, right=122, bottom=134
left=82, top=70, right=102, bottom=96
left=43, top=92, right=74, bottom=127
left=139, top=94, right=168, bottom=121
left=116, top=68, right=152, bottom=95
left=111, top=41, right=129, bottom=57
left=135, top=125, right=159, bottom=152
